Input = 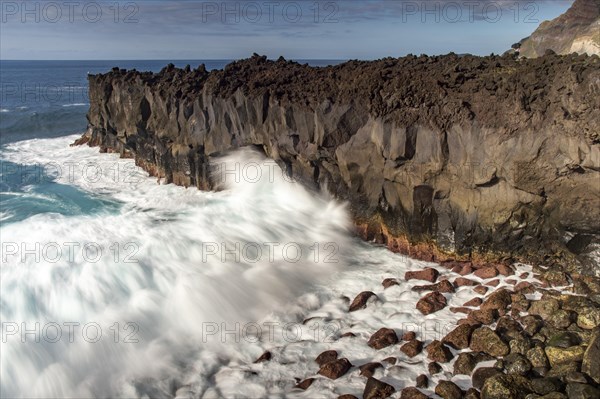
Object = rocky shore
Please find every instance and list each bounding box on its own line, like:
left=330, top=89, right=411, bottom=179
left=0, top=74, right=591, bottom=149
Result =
left=77, top=53, right=600, bottom=397
left=78, top=52, right=600, bottom=275
left=247, top=258, right=600, bottom=399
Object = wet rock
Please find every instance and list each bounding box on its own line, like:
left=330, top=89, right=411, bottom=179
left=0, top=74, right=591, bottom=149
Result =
left=318, top=358, right=352, bottom=379
left=428, top=362, right=442, bottom=374
left=382, top=356, right=397, bottom=365
left=564, top=371, right=588, bottom=384
left=416, top=374, right=428, bottom=388
left=405, top=268, right=439, bottom=283
left=401, top=339, right=423, bottom=357
left=454, top=352, right=478, bottom=375
left=402, top=331, right=417, bottom=341
left=368, top=328, right=398, bottom=349
left=435, top=380, right=463, bottom=399
left=495, top=264, right=514, bottom=276
left=295, top=378, right=314, bottom=390
left=470, top=327, right=510, bottom=357
left=357, top=362, right=383, bottom=379
left=416, top=291, right=447, bottom=315
left=254, top=351, right=272, bottom=363
left=454, top=277, right=478, bottom=287
left=349, top=291, right=379, bottom=312
left=545, top=346, right=585, bottom=367
left=315, top=350, right=338, bottom=366
left=475, top=286, right=489, bottom=295
left=481, top=374, right=533, bottom=399
left=481, top=289, right=512, bottom=313
left=443, top=324, right=475, bottom=349
left=582, top=330, right=600, bottom=383
left=426, top=340, right=454, bottom=363
left=530, top=377, right=564, bottom=395
left=515, top=282, right=536, bottom=294
left=382, top=278, right=399, bottom=289
left=363, top=377, right=396, bottom=399
left=475, top=267, right=499, bottom=279
left=400, top=387, right=429, bottom=399
left=338, top=395, right=359, bottom=399
left=464, top=298, right=484, bottom=307
left=472, top=367, right=503, bottom=390
left=486, top=279, right=501, bottom=287
left=412, top=280, right=455, bottom=293
left=541, top=271, right=569, bottom=287
left=565, top=383, right=600, bottom=399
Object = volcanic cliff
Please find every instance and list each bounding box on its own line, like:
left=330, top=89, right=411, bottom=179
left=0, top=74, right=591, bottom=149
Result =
left=517, top=0, right=600, bottom=58
left=79, top=52, right=600, bottom=275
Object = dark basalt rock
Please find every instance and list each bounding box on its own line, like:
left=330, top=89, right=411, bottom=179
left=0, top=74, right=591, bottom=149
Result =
left=81, top=53, right=600, bottom=275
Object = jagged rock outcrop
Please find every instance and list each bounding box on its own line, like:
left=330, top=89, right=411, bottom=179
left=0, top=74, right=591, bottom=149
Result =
left=79, top=53, right=600, bottom=274
left=517, top=0, right=600, bottom=58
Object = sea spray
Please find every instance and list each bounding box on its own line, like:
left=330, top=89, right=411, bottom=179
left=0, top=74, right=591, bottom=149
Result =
left=0, top=136, right=351, bottom=397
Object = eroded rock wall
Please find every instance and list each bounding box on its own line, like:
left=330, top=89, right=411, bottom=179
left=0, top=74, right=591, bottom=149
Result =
left=81, top=53, right=600, bottom=274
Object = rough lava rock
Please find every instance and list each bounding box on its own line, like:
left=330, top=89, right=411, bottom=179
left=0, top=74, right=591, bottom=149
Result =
left=81, top=53, right=600, bottom=275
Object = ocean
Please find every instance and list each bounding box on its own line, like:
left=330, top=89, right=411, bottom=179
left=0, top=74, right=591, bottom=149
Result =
left=0, top=60, right=516, bottom=398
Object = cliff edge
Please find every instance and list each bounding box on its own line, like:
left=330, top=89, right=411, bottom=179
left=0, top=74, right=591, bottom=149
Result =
left=79, top=52, right=600, bottom=275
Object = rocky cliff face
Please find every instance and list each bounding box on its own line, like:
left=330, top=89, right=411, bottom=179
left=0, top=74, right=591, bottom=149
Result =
left=80, top=53, right=600, bottom=275
left=518, top=0, right=600, bottom=58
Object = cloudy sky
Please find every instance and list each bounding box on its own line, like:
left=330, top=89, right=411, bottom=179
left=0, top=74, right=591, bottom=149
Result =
left=0, top=0, right=574, bottom=60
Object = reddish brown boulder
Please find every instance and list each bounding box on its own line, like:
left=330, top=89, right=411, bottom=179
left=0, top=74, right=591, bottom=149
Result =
left=349, top=291, right=379, bottom=312
left=463, top=298, right=483, bottom=307
left=367, top=328, right=398, bottom=349
left=416, top=291, right=447, bottom=315
left=454, top=277, right=478, bottom=287
left=400, top=387, right=429, bottom=399
left=450, top=307, right=471, bottom=314
left=485, top=279, right=500, bottom=287
left=474, top=286, right=488, bottom=295
left=435, top=380, right=463, bottom=399
left=442, top=324, right=475, bottom=349
left=382, top=278, right=399, bottom=289
left=495, top=264, right=514, bottom=276
left=460, top=265, right=474, bottom=275
left=427, top=340, right=454, bottom=363
left=315, top=350, right=338, bottom=366
left=474, top=267, right=498, bottom=279
left=401, top=339, right=424, bottom=357
left=318, top=358, right=352, bottom=379
left=338, top=395, right=359, bottom=399
left=402, top=331, right=417, bottom=341
left=363, top=377, right=396, bottom=399
left=412, top=280, right=455, bottom=293
left=359, top=362, right=383, bottom=377
left=480, top=289, right=512, bottom=312
left=515, top=281, right=536, bottom=293
left=405, top=268, right=439, bottom=283
left=294, top=378, right=314, bottom=390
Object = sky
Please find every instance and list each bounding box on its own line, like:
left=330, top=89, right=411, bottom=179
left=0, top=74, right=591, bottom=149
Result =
left=0, top=0, right=575, bottom=60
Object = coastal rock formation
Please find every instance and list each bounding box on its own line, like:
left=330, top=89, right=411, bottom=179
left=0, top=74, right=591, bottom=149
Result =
left=516, top=0, right=600, bottom=58
left=80, top=52, right=600, bottom=274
